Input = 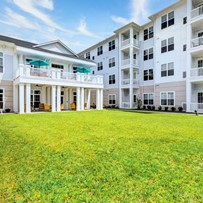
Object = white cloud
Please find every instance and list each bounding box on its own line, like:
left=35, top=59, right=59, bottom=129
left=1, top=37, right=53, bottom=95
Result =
left=77, top=18, right=99, bottom=38
left=0, top=8, right=39, bottom=30
left=11, top=0, right=73, bottom=33
left=112, top=0, right=150, bottom=25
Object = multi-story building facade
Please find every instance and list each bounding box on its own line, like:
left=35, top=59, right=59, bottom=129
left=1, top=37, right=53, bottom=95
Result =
left=0, top=36, right=104, bottom=114
left=79, top=0, right=203, bottom=113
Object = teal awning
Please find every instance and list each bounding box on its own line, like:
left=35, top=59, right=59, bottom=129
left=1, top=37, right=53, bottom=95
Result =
left=76, top=67, right=91, bottom=73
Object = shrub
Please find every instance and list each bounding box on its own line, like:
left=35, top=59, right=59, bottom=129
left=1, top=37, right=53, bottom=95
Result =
left=151, top=106, right=156, bottom=111
left=171, top=107, right=176, bottom=112
left=158, top=106, right=162, bottom=111
left=165, top=107, right=169, bottom=111
left=178, top=106, right=183, bottom=112
left=147, top=105, right=152, bottom=110
left=5, top=109, right=10, bottom=113
left=143, top=105, right=146, bottom=110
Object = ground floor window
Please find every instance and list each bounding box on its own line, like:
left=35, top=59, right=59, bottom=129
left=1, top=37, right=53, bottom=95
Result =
left=133, top=95, right=137, bottom=103
left=109, top=94, right=116, bottom=105
left=0, top=89, right=4, bottom=109
left=73, top=92, right=77, bottom=103
left=161, top=91, right=175, bottom=106
left=198, top=92, right=203, bottom=103
left=143, top=93, right=154, bottom=105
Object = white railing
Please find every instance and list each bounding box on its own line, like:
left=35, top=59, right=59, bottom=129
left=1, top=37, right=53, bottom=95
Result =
left=133, top=59, right=139, bottom=67
left=190, top=67, right=203, bottom=77
left=133, top=39, right=139, bottom=47
left=121, top=39, right=130, bottom=47
left=191, top=36, right=203, bottom=48
left=121, top=102, right=130, bottom=108
left=191, top=5, right=203, bottom=19
left=121, top=59, right=130, bottom=66
left=121, top=79, right=130, bottom=85
left=16, top=64, right=103, bottom=85
left=133, top=79, right=139, bottom=86
left=191, top=103, right=203, bottom=112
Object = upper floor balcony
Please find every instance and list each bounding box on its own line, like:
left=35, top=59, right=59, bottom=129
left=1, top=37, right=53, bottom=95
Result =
left=190, top=67, right=203, bottom=81
left=191, top=4, right=203, bottom=22
left=121, top=59, right=139, bottom=68
left=191, top=36, right=203, bottom=50
left=15, top=64, right=103, bottom=88
left=121, top=39, right=139, bottom=49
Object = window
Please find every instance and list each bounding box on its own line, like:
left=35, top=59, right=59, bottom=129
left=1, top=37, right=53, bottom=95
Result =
left=149, top=48, right=154, bottom=59
left=161, top=40, right=167, bottom=53
left=73, top=67, right=77, bottom=73
left=144, top=69, right=153, bottom=81
left=198, top=60, right=203, bottom=67
left=161, top=11, right=175, bottom=29
left=168, top=37, right=174, bottom=51
left=109, top=57, right=115, bottom=68
left=109, top=94, right=116, bottom=105
left=0, top=52, right=3, bottom=73
left=198, top=93, right=203, bottom=103
left=109, top=74, right=115, bottom=84
left=97, top=46, right=103, bottom=56
left=97, top=62, right=103, bottom=71
left=73, top=92, right=77, bottom=103
left=92, top=56, right=95, bottom=60
left=85, top=52, right=90, bottom=59
left=161, top=92, right=175, bottom=106
left=183, top=71, right=186, bottom=78
left=168, top=11, right=174, bottom=26
left=0, top=89, right=4, bottom=109
left=183, top=44, right=187, bottom=51
left=161, top=37, right=174, bottom=53
left=133, top=95, right=137, bottom=103
left=161, top=62, right=174, bottom=77
left=143, top=93, right=154, bottom=105
left=109, top=40, right=115, bottom=51
left=144, top=26, right=154, bottom=41
left=183, top=17, right=187, bottom=24
left=144, top=50, right=148, bottom=61
left=52, top=64, right=64, bottom=69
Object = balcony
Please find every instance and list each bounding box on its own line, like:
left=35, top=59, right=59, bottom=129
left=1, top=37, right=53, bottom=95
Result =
left=191, top=36, right=203, bottom=48
left=121, top=59, right=139, bottom=67
left=121, top=39, right=139, bottom=49
left=191, top=4, right=203, bottom=21
left=190, top=67, right=203, bottom=79
left=133, top=79, right=139, bottom=88
left=121, top=79, right=130, bottom=86
left=190, top=103, right=203, bottom=113
left=15, top=64, right=103, bottom=87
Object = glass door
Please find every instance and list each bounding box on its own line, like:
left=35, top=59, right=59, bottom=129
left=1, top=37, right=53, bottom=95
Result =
left=31, top=90, right=41, bottom=109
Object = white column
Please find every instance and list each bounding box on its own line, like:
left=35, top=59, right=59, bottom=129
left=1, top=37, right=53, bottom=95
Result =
left=69, top=88, right=73, bottom=109
left=80, top=87, right=84, bottom=111
left=96, top=89, right=100, bottom=110
left=26, top=83, right=31, bottom=113
left=186, top=82, right=191, bottom=112
left=76, top=87, right=81, bottom=111
left=100, top=89, right=103, bottom=110
left=19, top=84, right=25, bottom=114
left=41, top=86, right=46, bottom=104
left=57, top=86, right=61, bottom=112
left=87, top=89, right=91, bottom=110
left=64, top=88, right=69, bottom=109
left=13, top=85, right=19, bottom=112
left=51, top=85, right=56, bottom=112
left=47, top=87, right=51, bottom=105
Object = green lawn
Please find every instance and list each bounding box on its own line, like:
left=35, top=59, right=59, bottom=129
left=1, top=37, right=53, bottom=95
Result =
left=0, top=110, right=202, bottom=202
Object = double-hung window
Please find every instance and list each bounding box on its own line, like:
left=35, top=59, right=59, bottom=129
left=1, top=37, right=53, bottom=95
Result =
left=144, top=48, right=153, bottom=61
left=144, top=69, right=154, bottom=81
left=97, top=62, right=103, bottom=71
left=109, top=57, right=115, bottom=68
left=161, top=63, right=174, bottom=77
left=109, top=74, right=115, bottom=84
left=161, top=11, right=175, bottom=29
left=0, top=52, right=3, bottom=73
left=149, top=48, right=154, bottom=59
left=97, top=46, right=103, bottom=56
left=109, top=40, right=115, bottom=51
left=161, top=92, right=175, bottom=106
left=161, top=15, right=167, bottom=29
left=0, top=89, right=4, bottom=109
left=143, top=93, right=154, bottom=105
left=168, top=11, right=174, bottom=26
left=144, top=26, right=154, bottom=41
left=161, top=64, right=167, bottom=77
left=144, top=50, right=148, bottom=61
left=161, top=40, right=167, bottom=53
left=85, top=52, right=90, bottom=59
left=109, top=95, right=116, bottom=105
left=168, top=37, right=174, bottom=51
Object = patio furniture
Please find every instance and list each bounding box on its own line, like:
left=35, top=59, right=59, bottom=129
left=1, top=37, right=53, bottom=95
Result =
left=39, top=103, right=45, bottom=111
left=70, top=102, right=76, bottom=110
left=44, top=104, right=51, bottom=111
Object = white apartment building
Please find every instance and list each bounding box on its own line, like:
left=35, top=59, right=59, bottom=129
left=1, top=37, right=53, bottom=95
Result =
left=79, top=0, right=203, bottom=113
left=0, top=36, right=104, bottom=114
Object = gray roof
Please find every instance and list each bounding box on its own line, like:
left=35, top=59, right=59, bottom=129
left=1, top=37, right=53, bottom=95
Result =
left=0, top=35, right=95, bottom=63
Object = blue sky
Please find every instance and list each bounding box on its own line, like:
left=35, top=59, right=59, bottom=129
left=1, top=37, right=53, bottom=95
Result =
left=0, top=0, right=177, bottom=53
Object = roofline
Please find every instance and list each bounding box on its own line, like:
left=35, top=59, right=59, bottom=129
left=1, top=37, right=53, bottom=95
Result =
left=114, top=22, right=141, bottom=33
left=33, top=39, right=78, bottom=57
left=78, top=34, right=116, bottom=55
left=148, top=0, right=183, bottom=20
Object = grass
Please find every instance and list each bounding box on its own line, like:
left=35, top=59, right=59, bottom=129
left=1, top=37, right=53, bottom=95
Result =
left=0, top=110, right=202, bottom=202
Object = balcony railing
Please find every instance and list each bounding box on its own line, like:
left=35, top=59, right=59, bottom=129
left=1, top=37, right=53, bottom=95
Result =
left=121, top=79, right=130, bottom=85
left=121, top=59, right=130, bottom=66
left=191, top=36, right=203, bottom=48
left=16, top=64, right=103, bottom=84
left=121, top=39, right=130, bottom=47
left=133, top=79, right=139, bottom=86
left=133, top=59, right=139, bottom=67
left=121, top=102, right=130, bottom=108
left=191, top=5, right=203, bottom=19
left=133, top=39, right=139, bottom=47
left=191, top=103, right=203, bottom=112
left=190, top=67, right=203, bottom=77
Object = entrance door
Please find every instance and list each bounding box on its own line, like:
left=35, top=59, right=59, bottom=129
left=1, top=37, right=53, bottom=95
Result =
left=31, top=90, right=41, bottom=109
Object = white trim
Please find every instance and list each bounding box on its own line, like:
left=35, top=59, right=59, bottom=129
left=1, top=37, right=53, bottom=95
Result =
left=0, top=87, right=5, bottom=110
left=108, top=94, right=116, bottom=105
left=160, top=91, right=175, bottom=106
